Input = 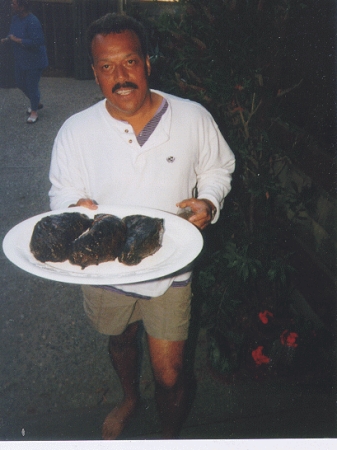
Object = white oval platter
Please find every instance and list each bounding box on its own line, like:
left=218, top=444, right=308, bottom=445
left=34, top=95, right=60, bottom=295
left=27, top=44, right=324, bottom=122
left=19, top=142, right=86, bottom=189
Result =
left=2, top=205, right=203, bottom=285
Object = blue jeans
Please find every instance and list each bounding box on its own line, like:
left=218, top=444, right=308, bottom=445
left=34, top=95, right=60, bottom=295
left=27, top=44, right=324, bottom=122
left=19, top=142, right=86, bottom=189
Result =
left=15, top=66, right=43, bottom=111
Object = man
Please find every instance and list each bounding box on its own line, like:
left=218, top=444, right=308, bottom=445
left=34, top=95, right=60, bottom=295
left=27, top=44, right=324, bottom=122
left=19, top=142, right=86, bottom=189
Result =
left=0, top=0, right=47, bottom=123
left=49, top=13, right=235, bottom=439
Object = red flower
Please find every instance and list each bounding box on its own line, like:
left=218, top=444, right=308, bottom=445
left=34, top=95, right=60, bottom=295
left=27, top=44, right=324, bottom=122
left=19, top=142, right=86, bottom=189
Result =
left=252, top=346, right=270, bottom=365
left=234, top=84, right=244, bottom=91
left=258, top=310, right=274, bottom=324
left=280, top=330, right=298, bottom=348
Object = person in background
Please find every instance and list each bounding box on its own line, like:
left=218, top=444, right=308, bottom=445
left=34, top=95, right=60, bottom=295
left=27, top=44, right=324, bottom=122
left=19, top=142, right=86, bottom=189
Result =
left=49, top=13, right=235, bottom=440
left=1, top=0, right=48, bottom=123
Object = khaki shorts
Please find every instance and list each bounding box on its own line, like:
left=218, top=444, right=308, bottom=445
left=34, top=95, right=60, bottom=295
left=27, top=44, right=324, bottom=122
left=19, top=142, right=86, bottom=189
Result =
left=81, top=284, right=192, bottom=341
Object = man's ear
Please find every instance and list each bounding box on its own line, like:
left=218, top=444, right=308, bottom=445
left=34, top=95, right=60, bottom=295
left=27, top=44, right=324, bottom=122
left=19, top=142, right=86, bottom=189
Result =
left=145, top=55, right=151, bottom=77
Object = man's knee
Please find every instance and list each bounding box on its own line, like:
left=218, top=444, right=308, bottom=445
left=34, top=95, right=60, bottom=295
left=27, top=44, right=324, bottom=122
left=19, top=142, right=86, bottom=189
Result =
left=154, top=368, right=181, bottom=389
left=153, top=361, right=183, bottom=389
left=148, top=335, right=185, bottom=389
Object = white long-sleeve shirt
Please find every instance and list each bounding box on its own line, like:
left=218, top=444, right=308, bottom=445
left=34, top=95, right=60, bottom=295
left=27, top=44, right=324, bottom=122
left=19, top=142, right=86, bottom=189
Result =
left=49, top=90, right=235, bottom=297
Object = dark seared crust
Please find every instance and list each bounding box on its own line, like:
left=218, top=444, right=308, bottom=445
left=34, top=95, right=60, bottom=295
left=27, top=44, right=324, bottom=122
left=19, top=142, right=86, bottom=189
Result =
left=30, top=213, right=93, bottom=263
left=69, top=214, right=127, bottom=269
left=118, top=215, right=164, bottom=266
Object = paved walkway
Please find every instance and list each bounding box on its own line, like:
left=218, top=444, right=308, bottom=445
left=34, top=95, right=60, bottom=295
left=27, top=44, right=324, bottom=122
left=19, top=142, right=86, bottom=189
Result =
left=0, top=77, right=335, bottom=442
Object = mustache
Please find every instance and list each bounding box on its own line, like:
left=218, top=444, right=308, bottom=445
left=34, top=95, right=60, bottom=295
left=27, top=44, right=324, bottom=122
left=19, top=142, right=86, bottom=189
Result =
left=112, top=82, right=138, bottom=93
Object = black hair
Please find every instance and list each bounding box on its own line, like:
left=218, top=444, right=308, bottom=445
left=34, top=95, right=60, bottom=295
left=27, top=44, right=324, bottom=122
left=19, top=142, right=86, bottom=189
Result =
left=16, top=0, right=30, bottom=10
left=87, top=13, right=148, bottom=63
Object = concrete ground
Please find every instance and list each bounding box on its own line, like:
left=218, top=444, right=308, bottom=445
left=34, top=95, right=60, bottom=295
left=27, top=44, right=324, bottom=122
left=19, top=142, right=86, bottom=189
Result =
left=0, top=77, right=336, bottom=442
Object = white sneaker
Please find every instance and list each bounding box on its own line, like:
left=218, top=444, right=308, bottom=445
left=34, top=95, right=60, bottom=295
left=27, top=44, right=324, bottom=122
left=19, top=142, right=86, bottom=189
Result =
left=27, top=115, right=38, bottom=124
left=27, top=104, right=43, bottom=114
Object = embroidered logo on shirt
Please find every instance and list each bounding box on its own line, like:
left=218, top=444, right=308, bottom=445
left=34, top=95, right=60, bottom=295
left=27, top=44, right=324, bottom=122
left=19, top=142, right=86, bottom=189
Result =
left=166, top=156, right=175, bottom=163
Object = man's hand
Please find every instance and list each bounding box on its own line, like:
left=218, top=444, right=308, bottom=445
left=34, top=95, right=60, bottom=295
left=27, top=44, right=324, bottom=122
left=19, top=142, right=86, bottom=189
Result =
left=69, top=198, right=98, bottom=210
left=8, top=35, right=21, bottom=44
left=176, top=198, right=216, bottom=230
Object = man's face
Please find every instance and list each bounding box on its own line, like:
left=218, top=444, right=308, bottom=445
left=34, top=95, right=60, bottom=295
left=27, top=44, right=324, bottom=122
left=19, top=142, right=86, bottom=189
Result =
left=91, top=30, right=151, bottom=121
left=11, top=0, right=20, bottom=14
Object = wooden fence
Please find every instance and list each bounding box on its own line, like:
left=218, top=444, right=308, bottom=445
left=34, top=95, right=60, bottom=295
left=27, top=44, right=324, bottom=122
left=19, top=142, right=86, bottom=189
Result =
left=30, top=0, right=118, bottom=79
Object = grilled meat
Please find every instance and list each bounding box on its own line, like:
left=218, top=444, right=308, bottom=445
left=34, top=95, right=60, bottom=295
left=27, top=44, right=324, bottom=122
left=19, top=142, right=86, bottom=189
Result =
left=119, top=215, right=164, bottom=266
left=30, top=212, right=93, bottom=263
left=69, top=214, right=126, bottom=269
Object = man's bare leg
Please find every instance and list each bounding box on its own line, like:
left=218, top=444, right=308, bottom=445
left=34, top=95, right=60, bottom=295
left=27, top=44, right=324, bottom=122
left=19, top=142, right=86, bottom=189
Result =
left=147, top=335, right=188, bottom=438
left=102, top=321, right=141, bottom=440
